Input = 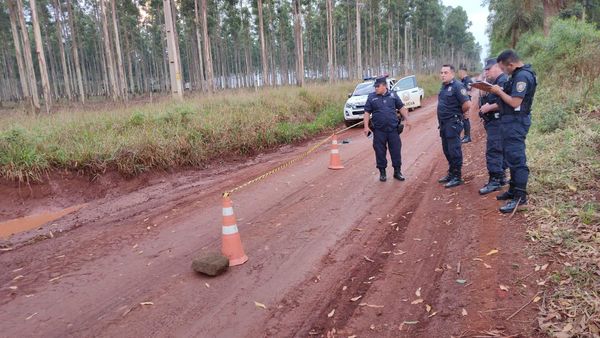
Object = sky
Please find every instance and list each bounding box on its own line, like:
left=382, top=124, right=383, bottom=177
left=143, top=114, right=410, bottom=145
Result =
left=441, top=0, right=490, bottom=63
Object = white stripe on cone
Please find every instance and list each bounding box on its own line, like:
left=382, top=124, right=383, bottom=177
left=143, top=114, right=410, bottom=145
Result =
left=331, top=149, right=339, bottom=154
left=222, top=207, right=234, bottom=216
left=222, top=224, right=239, bottom=235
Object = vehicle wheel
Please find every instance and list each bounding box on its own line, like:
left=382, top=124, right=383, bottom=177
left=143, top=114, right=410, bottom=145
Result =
left=418, top=96, right=423, bottom=108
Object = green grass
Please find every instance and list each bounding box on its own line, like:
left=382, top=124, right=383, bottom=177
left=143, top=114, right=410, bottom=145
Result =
left=0, top=83, right=353, bottom=182
left=517, top=18, right=600, bottom=337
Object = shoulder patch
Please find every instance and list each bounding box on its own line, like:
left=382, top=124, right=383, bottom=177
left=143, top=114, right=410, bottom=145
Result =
left=460, top=88, right=467, bottom=96
left=516, top=81, right=526, bottom=93
left=447, top=87, right=452, bottom=92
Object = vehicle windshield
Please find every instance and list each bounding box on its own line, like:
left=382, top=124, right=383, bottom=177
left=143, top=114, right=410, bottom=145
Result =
left=353, top=82, right=375, bottom=96
left=393, top=77, right=416, bottom=91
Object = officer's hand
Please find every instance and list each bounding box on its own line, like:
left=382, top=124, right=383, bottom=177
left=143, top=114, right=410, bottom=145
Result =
left=364, top=128, right=371, bottom=137
left=404, top=120, right=411, bottom=130
left=490, top=85, right=502, bottom=95
left=463, top=111, right=470, bottom=119
left=480, top=103, right=491, bottom=113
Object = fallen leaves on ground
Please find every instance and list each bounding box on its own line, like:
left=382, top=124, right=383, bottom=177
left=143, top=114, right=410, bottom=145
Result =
left=254, top=301, right=267, bottom=309
left=486, top=249, right=499, bottom=256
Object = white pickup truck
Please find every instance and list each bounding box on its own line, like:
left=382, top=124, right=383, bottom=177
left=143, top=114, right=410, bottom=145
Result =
left=391, top=75, right=424, bottom=110
left=343, top=77, right=396, bottom=127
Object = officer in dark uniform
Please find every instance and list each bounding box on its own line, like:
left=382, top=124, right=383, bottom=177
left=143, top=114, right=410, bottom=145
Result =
left=490, top=50, right=537, bottom=213
left=364, top=76, right=410, bottom=182
left=459, top=66, right=474, bottom=143
left=478, top=58, right=509, bottom=195
left=437, top=65, right=471, bottom=188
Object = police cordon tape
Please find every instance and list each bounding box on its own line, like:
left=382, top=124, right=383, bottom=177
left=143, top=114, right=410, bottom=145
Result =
left=218, top=120, right=364, bottom=266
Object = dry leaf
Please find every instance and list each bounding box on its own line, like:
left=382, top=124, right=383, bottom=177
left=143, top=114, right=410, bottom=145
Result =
left=25, top=312, right=38, bottom=320
left=364, top=256, right=375, bottom=263
left=342, top=286, right=348, bottom=291
left=462, top=308, right=468, bottom=316
left=541, top=263, right=549, bottom=271
left=8, top=286, right=17, bottom=290
left=483, top=263, right=492, bottom=269
left=415, top=287, right=422, bottom=297
left=370, top=324, right=376, bottom=330
left=428, top=311, right=438, bottom=318
left=350, top=296, right=362, bottom=302
left=140, top=302, right=154, bottom=306
left=434, top=268, right=443, bottom=272
left=403, top=321, right=419, bottom=325
left=254, top=301, right=267, bottom=309
left=411, top=299, right=424, bottom=305
left=533, top=296, right=541, bottom=303
left=381, top=251, right=392, bottom=254
left=456, top=279, right=467, bottom=284
left=205, top=283, right=210, bottom=288
left=499, top=285, right=509, bottom=291
left=486, top=249, right=499, bottom=256
left=327, top=309, right=335, bottom=318
left=472, top=258, right=483, bottom=262
left=426, top=304, right=432, bottom=313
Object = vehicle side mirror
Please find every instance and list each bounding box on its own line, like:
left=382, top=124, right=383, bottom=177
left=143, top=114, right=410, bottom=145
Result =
left=347, top=93, right=352, bottom=98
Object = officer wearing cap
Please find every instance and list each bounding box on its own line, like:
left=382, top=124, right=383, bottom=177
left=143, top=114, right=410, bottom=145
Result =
left=437, top=64, right=471, bottom=188
left=478, top=58, right=509, bottom=195
left=489, top=49, right=537, bottom=213
left=364, top=75, right=410, bottom=182
left=458, top=66, right=474, bottom=143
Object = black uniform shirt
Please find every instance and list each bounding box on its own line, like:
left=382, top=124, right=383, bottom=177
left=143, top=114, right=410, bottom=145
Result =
left=482, top=73, right=509, bottom=107
left=437, top=79, right=470, bottom=122
left=501, top=64, right=537, bottom=114
left=364, top=90, right=404, bottom=130
left=461, top=75, right=473, bottom=91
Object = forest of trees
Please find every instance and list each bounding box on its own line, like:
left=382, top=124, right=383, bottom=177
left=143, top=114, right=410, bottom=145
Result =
left=0, top=0, right=484, bottom=111
left=486, top=0, right=599, bottom=55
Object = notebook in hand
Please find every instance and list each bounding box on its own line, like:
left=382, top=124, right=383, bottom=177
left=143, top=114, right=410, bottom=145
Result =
left=471, top=81, right=493, bottom=92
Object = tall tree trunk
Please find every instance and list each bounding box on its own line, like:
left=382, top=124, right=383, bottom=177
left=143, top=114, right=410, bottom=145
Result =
left=201, top=0, right=215, bottom=91
left=111, top=0, right=128, bottom=101
left=99, top=0, right=118, bottom=101
left=194, top=0, right=205, bottom=91
left=355, top=0, right=362, bottom=79
left=326, top=0, right=334, bottom=82
left=67, top=0, right=85, bottom=103
left=542, top=0, right=565, bottom=36
left=257, top=0, right=269, bottom=86
left=292, top=0, right=304, bottom=86
left=53, top=0, right=72, bottom=100
left=7, top=0, right=30, bottom=103
left=124, top=31, right=135, bottom=94
left=29, top=0, right=52, bottom=113
left=163, top=0, right=183, bottom=99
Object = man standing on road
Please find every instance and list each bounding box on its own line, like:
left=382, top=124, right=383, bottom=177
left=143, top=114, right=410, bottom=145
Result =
left=459, top=66, right=474, bottom=143
left=490, top=50, right=537, bottom=213
left=363, top=76, right=410, bottom=182
left=437, top=65, right=471, bottom=188
left=478, top=58, right=509, bottom=195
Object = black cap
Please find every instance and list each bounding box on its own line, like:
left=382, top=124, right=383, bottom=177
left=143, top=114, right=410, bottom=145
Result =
left=373, top=76, right=387, bottom=87
left=484, top=58, right=497, bottom=70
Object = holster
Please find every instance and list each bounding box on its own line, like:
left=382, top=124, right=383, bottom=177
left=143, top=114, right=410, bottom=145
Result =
left=397, top=123, right=404, bottom=134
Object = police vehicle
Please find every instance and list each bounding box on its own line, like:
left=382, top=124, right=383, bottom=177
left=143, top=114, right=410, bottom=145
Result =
left=343, top=76, right=396, bottom=127
left=391, top=75, right=424, bottom=110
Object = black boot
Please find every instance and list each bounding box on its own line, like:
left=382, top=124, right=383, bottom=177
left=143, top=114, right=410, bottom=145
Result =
left=379, top=168, right=387, bottom=182
left=499, top=189, right=528, bottom=213
left=444, top=176, right=464, bottom=188
left=438, top=173, right=452, bottom=183
left=393, top=167, right=405, bottom=181
left=479, top=176, right=503, bottom=195
left=496, top=188, right=514, bottom=200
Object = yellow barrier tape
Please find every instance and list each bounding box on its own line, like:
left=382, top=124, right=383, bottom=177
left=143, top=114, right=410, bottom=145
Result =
left=223, top=120, right=364, bottom=197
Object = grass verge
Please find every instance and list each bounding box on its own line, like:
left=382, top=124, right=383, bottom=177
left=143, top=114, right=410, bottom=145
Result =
left=0, top=83, right=353, bottom=183
left=517, top=19, right=600, bottom=336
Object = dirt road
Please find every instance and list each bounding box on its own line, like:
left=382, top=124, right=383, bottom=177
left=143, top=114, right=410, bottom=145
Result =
left=0, top=99, right=544, bottom=337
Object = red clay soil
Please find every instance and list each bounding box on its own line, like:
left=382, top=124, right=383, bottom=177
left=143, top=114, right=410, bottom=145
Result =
left=0, top=99, right=546, bottom=337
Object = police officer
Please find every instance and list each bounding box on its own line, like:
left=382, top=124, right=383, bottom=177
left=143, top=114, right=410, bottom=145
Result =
left=490, top=50, right=537, bottom=213
left=459, top=66, right=474, bottom=143
left=478, top=58, right=509, bottom=195
left=364, top=76, right=410, bottom=182
left=437, top=65, right=471, bottom=188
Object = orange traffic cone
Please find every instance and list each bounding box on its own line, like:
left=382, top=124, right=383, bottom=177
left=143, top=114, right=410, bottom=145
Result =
left=328, top=134, right=344, bottom=170
left=221, top=196, right=248, bottom=266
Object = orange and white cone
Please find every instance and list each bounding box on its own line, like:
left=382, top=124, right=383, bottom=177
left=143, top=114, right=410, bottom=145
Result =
left=221, top=196, right=248, bottom=266
left=328, top=134, right=344, bottom=170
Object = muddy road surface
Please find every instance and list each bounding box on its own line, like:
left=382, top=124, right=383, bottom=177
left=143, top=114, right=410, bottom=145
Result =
left=0, top=99, right=544, bottom=337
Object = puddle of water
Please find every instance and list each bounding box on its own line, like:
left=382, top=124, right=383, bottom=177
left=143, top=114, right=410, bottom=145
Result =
left=0, top=204, right=87, bottom=239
